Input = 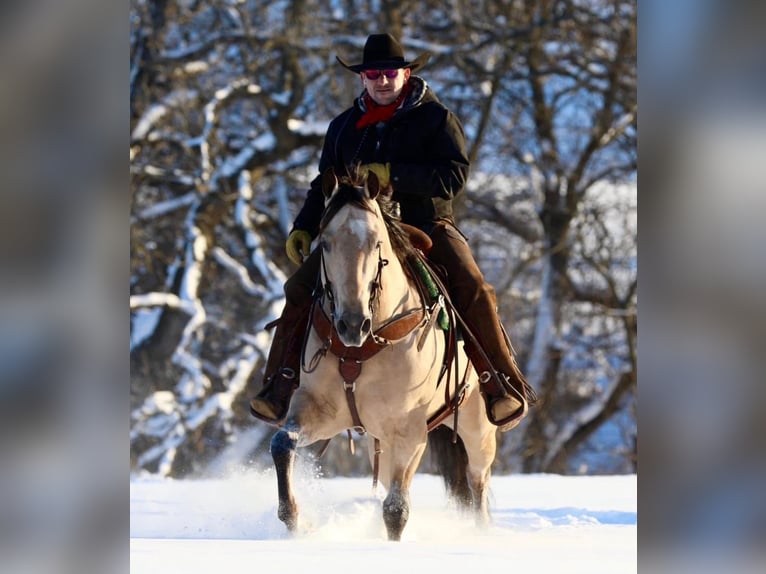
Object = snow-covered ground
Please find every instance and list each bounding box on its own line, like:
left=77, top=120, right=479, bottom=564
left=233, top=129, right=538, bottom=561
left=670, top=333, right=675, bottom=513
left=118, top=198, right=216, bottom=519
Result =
left=131, top=468, right=636, bottom=573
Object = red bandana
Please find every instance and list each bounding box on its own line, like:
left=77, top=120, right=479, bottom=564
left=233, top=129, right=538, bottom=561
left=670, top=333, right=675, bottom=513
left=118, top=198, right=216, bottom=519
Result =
left=355, top=83, right=411, bottom=129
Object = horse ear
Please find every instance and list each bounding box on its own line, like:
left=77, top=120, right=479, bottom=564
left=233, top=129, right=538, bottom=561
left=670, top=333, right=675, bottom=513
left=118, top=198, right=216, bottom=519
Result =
left=322, top=167, right=338, bottom=199
left=366, top=171, right=380, bottom=200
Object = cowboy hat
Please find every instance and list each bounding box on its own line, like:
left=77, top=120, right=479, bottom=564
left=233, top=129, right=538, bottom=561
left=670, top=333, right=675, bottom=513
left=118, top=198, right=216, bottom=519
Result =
left=336, top=33, right=431, bottom=73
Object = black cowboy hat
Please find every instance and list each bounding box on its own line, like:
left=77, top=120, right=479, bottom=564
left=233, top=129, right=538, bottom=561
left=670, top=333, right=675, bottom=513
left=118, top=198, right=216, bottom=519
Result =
left=336, top=33, right=431, bottom=73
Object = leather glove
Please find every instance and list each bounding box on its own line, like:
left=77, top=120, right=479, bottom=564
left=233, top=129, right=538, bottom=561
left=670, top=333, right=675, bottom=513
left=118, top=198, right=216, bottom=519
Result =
left=361, top=162, right=391, bottom=188
left=285, top=230, right=312, bottom=265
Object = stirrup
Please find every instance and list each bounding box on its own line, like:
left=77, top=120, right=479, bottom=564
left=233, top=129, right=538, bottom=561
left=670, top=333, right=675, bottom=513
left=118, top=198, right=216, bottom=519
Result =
left=488, top=396, right=528, bottom=431
left=479, top=371, right=528, bottom=431
left=249, top=368, right=297, bottom=427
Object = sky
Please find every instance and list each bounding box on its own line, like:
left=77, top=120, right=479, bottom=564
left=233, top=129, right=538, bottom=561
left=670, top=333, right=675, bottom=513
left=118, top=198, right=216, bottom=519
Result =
left=131, top=470, right=636, bottom=573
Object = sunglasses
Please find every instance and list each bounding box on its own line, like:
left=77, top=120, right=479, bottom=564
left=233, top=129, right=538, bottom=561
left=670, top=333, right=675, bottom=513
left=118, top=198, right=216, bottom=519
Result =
left=363, top=69, right=400, bottom=80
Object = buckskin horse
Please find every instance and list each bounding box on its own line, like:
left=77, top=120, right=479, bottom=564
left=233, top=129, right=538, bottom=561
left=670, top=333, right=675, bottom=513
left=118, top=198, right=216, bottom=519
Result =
left=269, top=168, right=497, bottom=540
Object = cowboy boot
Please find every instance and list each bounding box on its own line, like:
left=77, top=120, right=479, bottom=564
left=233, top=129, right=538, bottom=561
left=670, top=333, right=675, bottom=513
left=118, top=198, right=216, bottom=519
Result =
left=427, top=221, right=535, bottom=431
left=249, top=300, right=310, bottom=425
left=461, top=299, right=536, bottom=432
left=464, top=338, right=529, bottom=431
left=480, top=371, right=529, bottom=432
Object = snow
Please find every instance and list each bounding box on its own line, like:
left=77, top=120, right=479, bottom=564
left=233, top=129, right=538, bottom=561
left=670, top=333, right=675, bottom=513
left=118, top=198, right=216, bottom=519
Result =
left=130, top=470, right=636, bottom=573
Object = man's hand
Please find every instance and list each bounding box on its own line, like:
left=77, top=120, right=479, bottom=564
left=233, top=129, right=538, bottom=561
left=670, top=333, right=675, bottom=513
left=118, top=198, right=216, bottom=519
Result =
left=285, top=230, right=312, bottom=265
left=361, top=162, right=391, bottom=188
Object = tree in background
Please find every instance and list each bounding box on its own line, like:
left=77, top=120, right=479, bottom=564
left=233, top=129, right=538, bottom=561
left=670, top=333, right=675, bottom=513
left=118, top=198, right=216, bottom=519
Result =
left=130, top=0, right=636, bottom=477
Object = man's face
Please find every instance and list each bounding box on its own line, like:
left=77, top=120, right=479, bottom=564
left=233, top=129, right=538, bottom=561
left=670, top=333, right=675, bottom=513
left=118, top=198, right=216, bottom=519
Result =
left=361, top=68, right=411, bottom=105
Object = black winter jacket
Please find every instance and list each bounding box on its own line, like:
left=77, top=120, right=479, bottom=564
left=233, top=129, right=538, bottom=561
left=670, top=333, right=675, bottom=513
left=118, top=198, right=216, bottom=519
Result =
left=293, top=76, right=470, bottom=237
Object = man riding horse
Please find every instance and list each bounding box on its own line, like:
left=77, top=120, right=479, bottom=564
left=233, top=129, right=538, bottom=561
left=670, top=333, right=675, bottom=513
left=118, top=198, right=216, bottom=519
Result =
left=250, top=33, right=535, bottom=431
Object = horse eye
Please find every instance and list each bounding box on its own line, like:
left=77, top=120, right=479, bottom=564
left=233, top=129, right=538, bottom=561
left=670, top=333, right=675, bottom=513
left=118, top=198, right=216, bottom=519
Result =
left=320, top=240, right=330, bottom=253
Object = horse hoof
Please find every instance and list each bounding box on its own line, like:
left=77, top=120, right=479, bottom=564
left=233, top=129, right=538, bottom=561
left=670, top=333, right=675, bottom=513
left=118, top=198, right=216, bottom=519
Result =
left=278, top=502, right=299, bottom=532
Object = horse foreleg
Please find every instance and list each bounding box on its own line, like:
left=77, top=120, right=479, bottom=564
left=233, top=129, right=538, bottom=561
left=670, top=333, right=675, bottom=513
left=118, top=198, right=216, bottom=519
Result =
left=381, top=437, right=427, bottom=541
left=271, top=428, right=300, bottom=532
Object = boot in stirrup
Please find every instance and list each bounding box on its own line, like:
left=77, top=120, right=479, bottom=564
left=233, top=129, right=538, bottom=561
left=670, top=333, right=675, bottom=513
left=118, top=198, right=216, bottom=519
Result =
left=249, top=367, right=298, bottom=426
left=479, top=371, right=529, bottom=432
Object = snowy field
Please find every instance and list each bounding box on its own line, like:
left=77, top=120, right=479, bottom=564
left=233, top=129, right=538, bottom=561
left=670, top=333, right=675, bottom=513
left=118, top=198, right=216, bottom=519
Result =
left=131, top=469, right=636, bottom=573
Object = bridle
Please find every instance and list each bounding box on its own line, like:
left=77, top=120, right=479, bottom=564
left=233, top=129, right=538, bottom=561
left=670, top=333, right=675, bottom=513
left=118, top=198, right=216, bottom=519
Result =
left=319, top=239, right=390, bottom=346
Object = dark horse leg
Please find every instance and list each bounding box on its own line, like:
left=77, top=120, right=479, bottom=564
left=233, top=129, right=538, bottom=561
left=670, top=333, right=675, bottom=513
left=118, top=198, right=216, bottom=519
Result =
left=271, top=426, right=300, bottom=531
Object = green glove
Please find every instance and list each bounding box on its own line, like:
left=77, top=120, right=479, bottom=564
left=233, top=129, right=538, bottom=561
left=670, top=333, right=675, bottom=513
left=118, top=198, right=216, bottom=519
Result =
left=362, top=162, right=391, bottom=188
left=285, top=230, right=312, bottom=265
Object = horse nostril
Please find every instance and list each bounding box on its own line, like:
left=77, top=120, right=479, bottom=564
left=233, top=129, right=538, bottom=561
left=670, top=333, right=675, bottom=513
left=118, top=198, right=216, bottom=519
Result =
left=337, top=319, right=347, bottom=335
left=361, top=318, right=371, bottom=334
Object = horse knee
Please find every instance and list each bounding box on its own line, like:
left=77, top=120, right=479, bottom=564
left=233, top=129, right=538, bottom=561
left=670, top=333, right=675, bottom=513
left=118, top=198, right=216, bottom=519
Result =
left=271, top=429, right=298, bottom=458
left=271, top=428, right=299, bottom=477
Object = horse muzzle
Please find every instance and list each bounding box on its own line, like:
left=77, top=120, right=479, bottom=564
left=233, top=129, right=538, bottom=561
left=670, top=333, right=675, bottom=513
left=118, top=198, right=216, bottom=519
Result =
left=335, top=311, right=372, bottom=347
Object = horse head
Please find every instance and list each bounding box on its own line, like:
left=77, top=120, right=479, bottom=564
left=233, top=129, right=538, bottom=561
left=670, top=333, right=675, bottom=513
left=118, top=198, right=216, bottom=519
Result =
left=318, top=168, right=390, bottom=347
